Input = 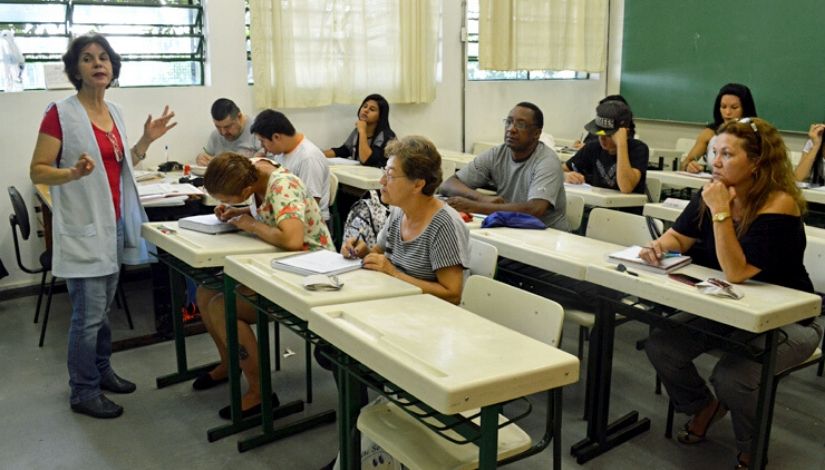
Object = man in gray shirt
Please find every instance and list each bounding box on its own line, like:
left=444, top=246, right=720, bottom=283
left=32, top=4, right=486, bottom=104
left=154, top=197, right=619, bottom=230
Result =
left=440, top=102, right=569, bottom=231
left=196, top=98, right=263, bottom=165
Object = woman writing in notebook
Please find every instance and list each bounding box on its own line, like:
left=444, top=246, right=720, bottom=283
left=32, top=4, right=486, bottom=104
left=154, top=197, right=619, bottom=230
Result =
left=192, top=153, right=334, bottom=420
left=641, top=118, right=822, bottom=469
left=680, top=83, right=758, bottom=173
left=794, top=122, right=825, bottom=185
left=341, top=135, right=469, bottom=304
left=29, top=34, right=176, bottom=419
left=323, top=93, right=396, bottom=168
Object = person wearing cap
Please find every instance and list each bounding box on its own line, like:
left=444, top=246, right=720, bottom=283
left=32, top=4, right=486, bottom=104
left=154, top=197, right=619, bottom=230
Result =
left=572, top=94, right=631, bottom=149
left=440, top=101, right=569, bottom=231
left=563, top=100, right=649, bottom=194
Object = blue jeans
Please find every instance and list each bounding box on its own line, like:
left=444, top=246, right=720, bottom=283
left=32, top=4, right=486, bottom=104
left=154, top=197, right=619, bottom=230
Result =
left=66, top=221, right=123, bottom=404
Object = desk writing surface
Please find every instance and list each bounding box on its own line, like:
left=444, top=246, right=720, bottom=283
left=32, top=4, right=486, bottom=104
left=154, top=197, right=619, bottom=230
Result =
left=330, top=166, right=383, bottom=190
left=586, top=264, right=820, bottom=333
left=437, top=149, right=476, bottom=170
left=647, top=170, right=708, bottom=190
left=802, top=187, right=825, bottom=205
left=563, top=185, right=648, bottom=208
left=309, top=294, right=579, bottom=415
left=470, top=228, right=621, bottom=280
left=141, top=222, right=277, bottom=268
left=223, top=253, right=421, bottom=320
left=643, top=203, right=682, bottom=223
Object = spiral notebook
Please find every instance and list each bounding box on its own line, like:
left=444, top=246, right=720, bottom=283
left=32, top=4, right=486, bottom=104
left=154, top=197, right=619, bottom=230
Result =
left=608, top=245, right=691, bottom=274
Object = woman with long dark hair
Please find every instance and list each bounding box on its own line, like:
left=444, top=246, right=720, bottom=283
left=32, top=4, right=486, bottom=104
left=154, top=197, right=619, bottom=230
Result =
left=324, top=93, right=396, bottom=168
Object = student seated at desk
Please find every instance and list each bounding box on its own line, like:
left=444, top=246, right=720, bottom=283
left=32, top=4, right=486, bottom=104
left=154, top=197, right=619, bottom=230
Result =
left=572, top=94, right=630, bottom=149
left=563, top=100, right=649, bottom=194
left=342, top=135, right=469, bottom=303
left=195, top=98, right=264, bottom=165
left=640, top=118, right=823, bottom=469
left=439, top=101, right=569, bottom=231
left=193, top=153, right=334, bottom=420
left=793, top=122, right=825, bottom=185
left=323, top=93, right=396, bottom=168
left=680, top=83, right=758, bottom=173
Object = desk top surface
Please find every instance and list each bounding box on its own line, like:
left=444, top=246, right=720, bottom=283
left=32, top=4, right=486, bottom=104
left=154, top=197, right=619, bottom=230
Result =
left=586, top=263, right=821, bottom=333
left=224, top=252, right=422, bottom=320
left=438, top=149, right=476, bottom=169
left=643, top=202, right=683, bottom=222
left=471, top=227, right=621, bottom=280
left=330, top=165, right=383, bottom=190
left=802, top=187, right=825, bottom=205
left=647, top=170, right=709, bottom=190
left=141, top=222, right=277, bottom=268
left=563, top=184, right=648, bottom=208
left=309, top=293, right=579, bottom=414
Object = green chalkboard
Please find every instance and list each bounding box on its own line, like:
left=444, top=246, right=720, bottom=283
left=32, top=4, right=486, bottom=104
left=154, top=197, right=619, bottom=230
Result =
left=620, top=0, right=824, bottom=133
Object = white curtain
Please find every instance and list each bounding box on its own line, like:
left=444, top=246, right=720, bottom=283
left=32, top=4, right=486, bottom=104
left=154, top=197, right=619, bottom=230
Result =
left=478, top=0, right=607, bottom=73
left=249, top=0, right=440, bottom=108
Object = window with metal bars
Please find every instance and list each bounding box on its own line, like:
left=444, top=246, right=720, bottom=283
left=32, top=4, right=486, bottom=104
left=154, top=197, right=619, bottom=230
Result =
left=0, top=0, right=204, bottom=90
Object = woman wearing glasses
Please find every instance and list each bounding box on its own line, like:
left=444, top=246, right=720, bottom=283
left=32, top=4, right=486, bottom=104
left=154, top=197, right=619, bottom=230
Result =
left=641, top=118, right=822, bottom=469
left=681, top=83, right=758, bottom=173
left=29, top=34, right=175, bottom=419
left=192, top=153, right=334, bottom=420
left=341, top=135, right=469, bottom=303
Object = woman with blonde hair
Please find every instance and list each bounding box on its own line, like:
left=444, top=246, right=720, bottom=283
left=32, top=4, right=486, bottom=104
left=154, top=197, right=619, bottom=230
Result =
left=642, top=118, right=822, bottom=469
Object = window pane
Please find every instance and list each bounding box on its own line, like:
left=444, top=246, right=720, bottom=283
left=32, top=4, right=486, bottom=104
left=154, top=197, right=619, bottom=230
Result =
left=14, top=36, right=69, bottom=56
left=0, top=3, right=66, bottom=23
left=73, top=4, right=200, bottom=26
left=106, top=36, right=202, bottom=56
left=118, top=61, right=201, bottom=87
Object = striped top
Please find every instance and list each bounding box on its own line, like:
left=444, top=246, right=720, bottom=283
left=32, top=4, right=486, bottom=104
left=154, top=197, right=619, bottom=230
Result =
left=377, top=204, right=469, bottom=281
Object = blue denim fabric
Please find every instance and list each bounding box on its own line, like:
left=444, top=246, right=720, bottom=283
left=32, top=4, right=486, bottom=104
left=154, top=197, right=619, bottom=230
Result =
left=66, top=221, right=123, bottom=404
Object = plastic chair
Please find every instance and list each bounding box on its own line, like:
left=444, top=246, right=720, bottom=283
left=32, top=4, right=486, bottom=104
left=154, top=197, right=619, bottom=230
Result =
left=357, top=275, right=567, bottom=470
left=467, top=238, right=497, bottom=278
left=328, top=172, right=341, bottom=248
left=646, top=175, right=663, bottom=203
left=565, top=194, right=585, bottom=233
left=8, top=186, right=55, bottom=335
left=8, top=186, right=134, bottom=347
left=675, top=137, right=694, bottom=153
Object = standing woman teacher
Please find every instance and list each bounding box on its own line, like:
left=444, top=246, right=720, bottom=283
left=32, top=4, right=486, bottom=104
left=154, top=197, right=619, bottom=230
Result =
left=30, top=34, right=176, bottom=419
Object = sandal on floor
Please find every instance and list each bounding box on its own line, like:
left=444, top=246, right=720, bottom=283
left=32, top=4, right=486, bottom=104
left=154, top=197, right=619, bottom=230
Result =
left=676, top=401, right=728, bottom=444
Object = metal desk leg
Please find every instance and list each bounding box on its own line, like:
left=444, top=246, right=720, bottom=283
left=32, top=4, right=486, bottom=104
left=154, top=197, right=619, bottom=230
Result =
left=478, top=405, right=501, bottom=469
left=751, top=330, right=778, bottom=470
left=207, top=275, right=260, bottom=441
left=571, top=295, right=650, bottom=463
left=156, top=266, right=218, bottom=388
left=338, top=353, right=362, bottom=470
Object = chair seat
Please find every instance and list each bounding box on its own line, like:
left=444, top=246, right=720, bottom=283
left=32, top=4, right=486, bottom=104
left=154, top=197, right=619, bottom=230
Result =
left=39, top=250, right=52, bottom=270
left=357, top=401, right=532, bottom=470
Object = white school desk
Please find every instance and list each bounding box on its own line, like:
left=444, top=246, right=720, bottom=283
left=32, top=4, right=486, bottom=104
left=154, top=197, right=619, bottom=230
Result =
left=329, top=165, right=383, bottom=190
left=647, top=170, right=709, bottom=190
left=576, top=263, right=821, bottom=469
left=141, top=222, right=278, bottom=390
left=438, top=149, right=476, bottom=170
left=309, top=294, right=580, bottom=470
left=643, top=202, right=683, bottom=223
left=470, top=227, right=621, bottom=280
left=563, top=184, right=648, bottom=209
left=802, top=187, right=825, bottom=205
left=216, top=252, right=422, bottom=452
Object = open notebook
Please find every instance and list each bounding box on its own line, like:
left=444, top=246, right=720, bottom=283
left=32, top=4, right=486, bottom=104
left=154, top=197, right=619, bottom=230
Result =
left=271, top=250, right=363, bottom=276
left=608, top=245, right=691, bottom=274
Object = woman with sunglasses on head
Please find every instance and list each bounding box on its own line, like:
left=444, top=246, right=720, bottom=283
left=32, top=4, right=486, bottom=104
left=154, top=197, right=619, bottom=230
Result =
left=323, top=93, right=396, bottom=168
left=681, top=83, right=758, bottom=173
left=794, top=122, right=825, bottom=185
left=192, top=152, right=334, bottom=420
left=29, top=34, right=176, bottom=419
left=641, top=118, right=822, bottom=469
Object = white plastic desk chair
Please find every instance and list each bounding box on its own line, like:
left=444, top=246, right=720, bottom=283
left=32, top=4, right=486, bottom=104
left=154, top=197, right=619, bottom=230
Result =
left=675, top=137, right=694, bottom=153
left=646, top=175, right=663, bottom=203
left=357, top=275, right=566, bottom=470
left=467, top=238, right=498, bottom=279
left=565, top=194, right=585, bottom=233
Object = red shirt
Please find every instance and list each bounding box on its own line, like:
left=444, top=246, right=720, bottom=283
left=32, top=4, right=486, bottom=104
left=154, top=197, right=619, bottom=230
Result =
left=40, top=104, right=123, bottom=220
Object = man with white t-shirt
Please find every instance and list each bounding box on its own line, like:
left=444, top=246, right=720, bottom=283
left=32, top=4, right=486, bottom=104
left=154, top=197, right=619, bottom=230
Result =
left=251, top=109, right=330, bottom=222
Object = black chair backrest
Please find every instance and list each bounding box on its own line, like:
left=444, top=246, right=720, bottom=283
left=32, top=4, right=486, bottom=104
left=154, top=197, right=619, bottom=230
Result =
left=8, top=186, right=31, bottom=240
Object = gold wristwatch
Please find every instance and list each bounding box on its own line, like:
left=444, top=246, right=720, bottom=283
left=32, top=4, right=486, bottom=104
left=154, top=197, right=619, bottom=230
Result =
left=712, top=211, right=731, bottom=223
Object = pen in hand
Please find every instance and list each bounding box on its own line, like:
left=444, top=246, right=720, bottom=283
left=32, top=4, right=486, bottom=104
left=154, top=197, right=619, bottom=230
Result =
left=347, top=232, right=365, bottom=259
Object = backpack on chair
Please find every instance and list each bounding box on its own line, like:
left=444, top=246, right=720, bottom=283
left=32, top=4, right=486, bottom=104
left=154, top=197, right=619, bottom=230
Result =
left=343, top=190, right=389, bottom=247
